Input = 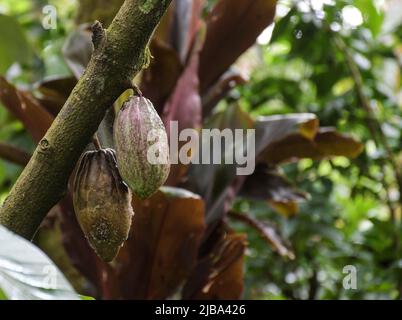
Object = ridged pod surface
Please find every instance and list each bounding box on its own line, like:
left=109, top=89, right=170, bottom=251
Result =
left=114, top=96, right=170, bottom=199
left=73, top=148, right=134, bottom=262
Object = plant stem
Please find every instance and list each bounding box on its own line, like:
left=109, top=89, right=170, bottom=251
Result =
left=93, top=134, right=102, bottom=151
left=0, top=0, right=172, bottom=239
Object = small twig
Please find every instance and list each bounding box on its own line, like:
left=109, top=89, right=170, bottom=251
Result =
left=228, top=210, right=295, bottom=259
left=0, top=142, right=31, bottom=166
left=92, top=134, right=102, bottom=151
left=130, top=83, right=143, bottom=97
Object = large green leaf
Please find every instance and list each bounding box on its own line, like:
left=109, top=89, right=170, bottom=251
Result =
left=0, top=225, right=80, bottom=300
left=0, top=14, right=32, bottom=73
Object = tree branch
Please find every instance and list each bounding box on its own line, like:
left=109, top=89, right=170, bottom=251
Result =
left=0, top=143, right=31, bottom=166
left=0, top=0, right=172, bottom=239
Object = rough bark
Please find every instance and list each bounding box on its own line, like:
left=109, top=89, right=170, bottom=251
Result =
left=0, top=0, right=172, bottom=239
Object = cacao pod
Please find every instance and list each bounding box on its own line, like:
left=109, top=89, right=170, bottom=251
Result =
left=114, top=96, right=170, bottom=199
left=73, top=148, right=134, bottom=262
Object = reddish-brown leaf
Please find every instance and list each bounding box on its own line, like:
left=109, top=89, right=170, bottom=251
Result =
left=163, top=30, right=204, bottom=135
left=199, top=0, right=277, bottom=92
left=170, top=0, right=202, bottom=61
left=0, top=142, right=31, bottom=166
left=188, top=0, right=205, bottom=56
left=153, top=5, right=175, bottom=44
left=62, top=24, right=93, bottom=79
left=268, top=199, right=299, bottom=217
left=255, top=113, right=318, bottom=156
left=186, top=103, right=254, bottom=225
left=153, top=0, right=204, bottom=62
left=261, top=128, right=364, bottom=164
left=34, top=203, right=97, bottom=297
left=140, top=40, right=183, bottom=113
left=239, top=164, right=308, bottom=203
left=58, top=195, right=111, bottom=298
left=116, top=187, right=206, bottom=299
left=35, top=76, right=77, bottom=116
left=162, top=31, right=204, bottom=186
left=0, top=76, right=53, bottom=142
left=183, top=226, right=247, bottom=300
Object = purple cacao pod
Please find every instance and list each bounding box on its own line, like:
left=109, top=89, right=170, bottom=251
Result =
left=73, top=148, right=134, bottom=262
left=113, top=96, right=170, bottom=199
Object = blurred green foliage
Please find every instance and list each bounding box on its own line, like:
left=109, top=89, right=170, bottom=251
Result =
left=230, top=0, right=402, bottom=299
left=0, top=0, right=75, bottom=200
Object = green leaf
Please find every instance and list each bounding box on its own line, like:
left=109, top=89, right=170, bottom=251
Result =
left=79, top=295, right=95, bottom=300
left=354, top=0, right=384, bottom=38
left=270, top=7, right=296, bottom=43
left=0, top=225, right=80, bottom=300
left=0, top=14, right=33, bottom=73
left=0, top=287, right=8, bottom=300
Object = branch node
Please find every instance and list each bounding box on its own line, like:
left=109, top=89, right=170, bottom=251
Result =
left=39, top=139, right=50, bottom=152
left=91, top=20, right=106, bottom=51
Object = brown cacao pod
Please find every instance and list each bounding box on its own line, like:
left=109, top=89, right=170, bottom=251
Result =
left=73, top=148, right=134, bottom=262
left=114, top=96, right=170, bottom=199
